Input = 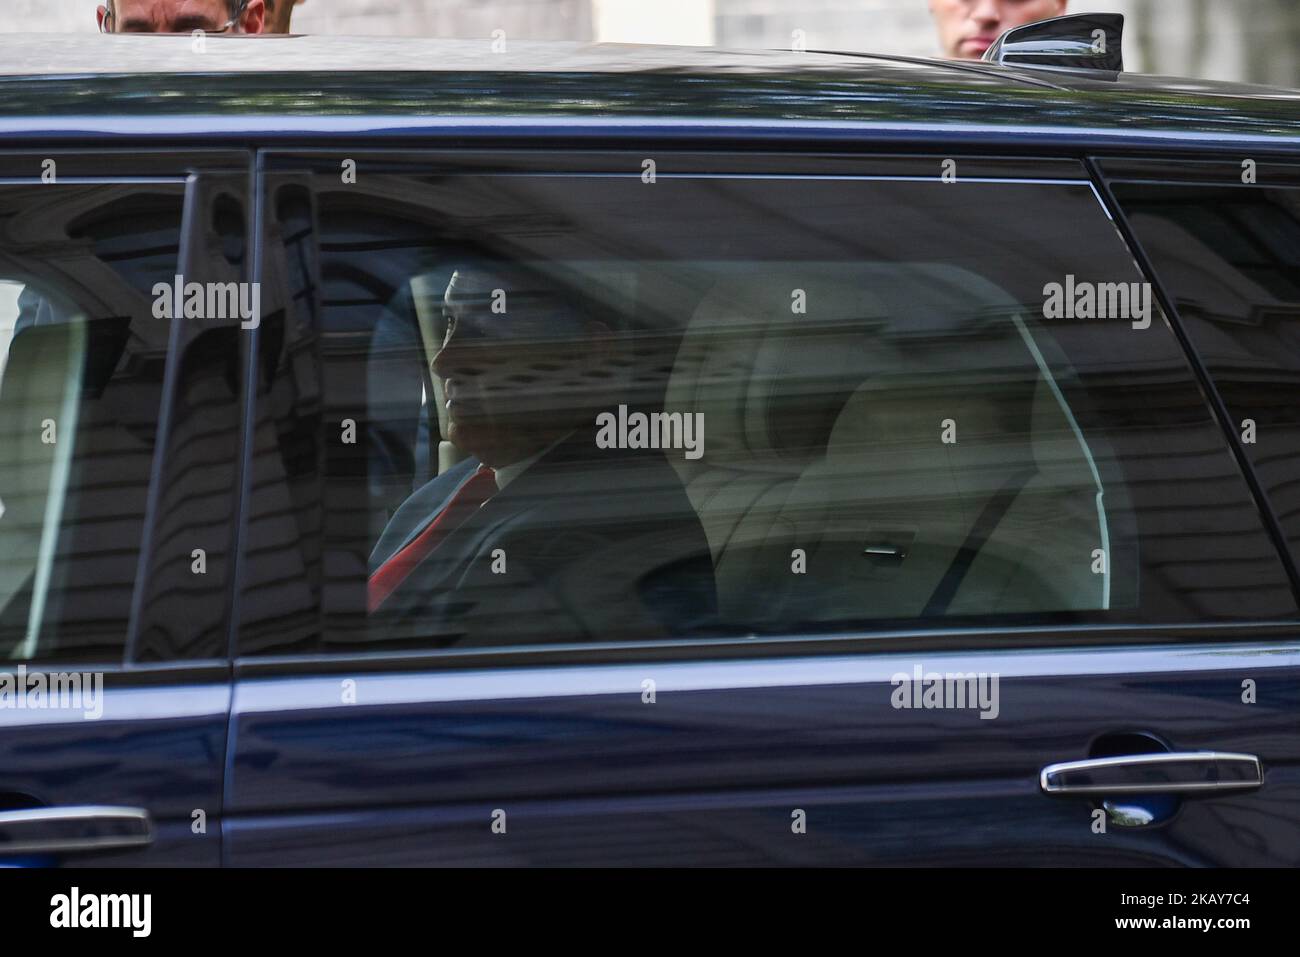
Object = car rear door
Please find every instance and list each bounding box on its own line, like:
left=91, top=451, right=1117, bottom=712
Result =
left=224, top=147, right=1300, bottom=866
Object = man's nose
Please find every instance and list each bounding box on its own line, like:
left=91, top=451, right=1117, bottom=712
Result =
left=970, top=0, right=1002, bottom=24
left=432, top=330, right=494, bottom=380
left=432, top=326, right=464, bottom=378
left=431, top=340, right=463, bottom=379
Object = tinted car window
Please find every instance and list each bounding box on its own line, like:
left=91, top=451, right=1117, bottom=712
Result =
left=0, top=184, right=185, bottom=664
left=240, top=168, right=1295, bottom=657
left=1112, top=181, right=1300, bottom=573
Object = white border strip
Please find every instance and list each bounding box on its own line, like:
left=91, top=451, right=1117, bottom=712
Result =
left=234, top=641, right=1300, bottom=713
left=0, top=115, right=1296, bottom=148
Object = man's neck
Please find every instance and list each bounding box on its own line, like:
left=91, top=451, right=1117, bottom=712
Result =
left=489, top=431, right=573, bottom=490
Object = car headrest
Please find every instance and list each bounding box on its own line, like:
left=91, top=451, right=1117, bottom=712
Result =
left=0, top=320, right=87, bottom=522
left=665, top=273, right=888, bottom=477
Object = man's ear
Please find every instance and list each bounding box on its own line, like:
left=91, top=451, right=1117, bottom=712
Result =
left=578, top=319, right=623, bottom=381
left=241, top=0, right=267, bottom=34
left=581, top=320, right=614, bottom=352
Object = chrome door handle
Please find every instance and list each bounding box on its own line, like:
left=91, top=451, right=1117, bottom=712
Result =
left=0, top=805, right=153, bottom=855
left=1040, top=751, right=1263, bottom=795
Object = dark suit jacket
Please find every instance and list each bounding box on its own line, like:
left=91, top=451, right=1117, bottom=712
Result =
left=369, top=431, right=718, bottom=648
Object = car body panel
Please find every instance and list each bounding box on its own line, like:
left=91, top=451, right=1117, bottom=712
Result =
left=0, top=671, right=228, bottom=866
left=225, top=641, right=1300, bottom=865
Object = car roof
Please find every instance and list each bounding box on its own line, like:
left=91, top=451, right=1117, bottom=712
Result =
left=3, top=34, right=1298, bottom=151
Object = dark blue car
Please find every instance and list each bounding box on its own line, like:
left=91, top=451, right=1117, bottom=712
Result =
left=1, top=15, right=1298, bottom=866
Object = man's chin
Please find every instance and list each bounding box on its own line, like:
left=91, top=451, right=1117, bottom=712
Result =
left=446, top=424, right=488, bottom=462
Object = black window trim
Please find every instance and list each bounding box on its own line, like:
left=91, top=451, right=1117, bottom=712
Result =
left=120, top=173, right=200, bottom=667
left=1087, top=156, right=1300, bottom=611
left=233, top=619, right=1300, bottom=678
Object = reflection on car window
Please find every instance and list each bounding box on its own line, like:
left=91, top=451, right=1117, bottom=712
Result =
left=239, top=171, right=1296, bottom=658
left=0, top=186, right=184, bottom=664
left=1113, top=182, right=1300, bottom=573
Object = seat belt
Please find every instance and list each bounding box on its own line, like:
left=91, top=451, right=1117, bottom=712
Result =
left=922, top=468, right=1036, bottom=618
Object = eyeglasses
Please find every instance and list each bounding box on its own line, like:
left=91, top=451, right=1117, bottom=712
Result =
left=100, top=1, right=249, bottom=34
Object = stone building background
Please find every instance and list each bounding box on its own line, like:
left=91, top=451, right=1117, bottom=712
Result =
left=11, top=0, right=1300, bottom=87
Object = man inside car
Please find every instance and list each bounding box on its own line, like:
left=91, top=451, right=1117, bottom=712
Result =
left=368, top=259, right=717, bottom=647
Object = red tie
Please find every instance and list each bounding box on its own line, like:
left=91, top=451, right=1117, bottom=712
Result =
left=368, top=465, right=498, bottom=612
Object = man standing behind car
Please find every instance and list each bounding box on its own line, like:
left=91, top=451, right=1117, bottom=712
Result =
left=263, top=0, right=306, bottom=33
left=929, top=0, right=1067, bottom=60
left=97, top=0, right=266, bottom=34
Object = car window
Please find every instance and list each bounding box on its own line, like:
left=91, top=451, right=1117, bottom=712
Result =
left=0, top=184, right=185, bottom=664
left=239, top=165, right=1295, bottom=658
left=1111, top=181, right=1300, bottom=574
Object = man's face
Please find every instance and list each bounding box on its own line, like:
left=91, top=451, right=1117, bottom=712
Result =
left=929, top=0, right=1067, bottom=60
left=97, top=0, right=265, bottom=34
left=433, top=267, right=606, bottom=468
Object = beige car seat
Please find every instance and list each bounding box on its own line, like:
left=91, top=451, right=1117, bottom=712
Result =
left=664, top=265, right=1108, bottom=629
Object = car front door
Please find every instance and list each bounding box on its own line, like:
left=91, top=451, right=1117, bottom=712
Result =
left=0, top=154, right=249, bottom=866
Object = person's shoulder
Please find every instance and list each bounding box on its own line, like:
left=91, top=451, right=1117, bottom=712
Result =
left=371, top=456, right=482, bottom=567
left=418, top=457, right=481, bottom=499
